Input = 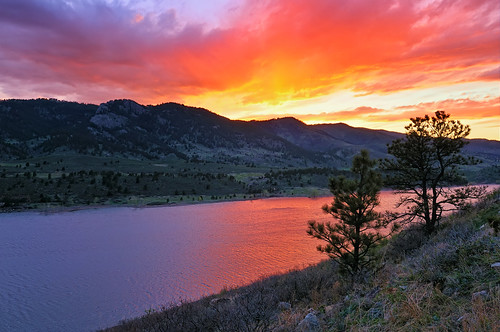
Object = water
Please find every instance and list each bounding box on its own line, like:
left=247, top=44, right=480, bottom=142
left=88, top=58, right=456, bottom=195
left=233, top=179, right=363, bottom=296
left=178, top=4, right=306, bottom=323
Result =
left=0, top=189, right=492, bottom=331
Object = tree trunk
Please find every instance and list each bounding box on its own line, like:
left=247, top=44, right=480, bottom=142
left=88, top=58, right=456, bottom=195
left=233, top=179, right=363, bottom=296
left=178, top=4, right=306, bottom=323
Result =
left=353, top=222, right=360, bottom=274
left=422, top=184, right=432, bottom=233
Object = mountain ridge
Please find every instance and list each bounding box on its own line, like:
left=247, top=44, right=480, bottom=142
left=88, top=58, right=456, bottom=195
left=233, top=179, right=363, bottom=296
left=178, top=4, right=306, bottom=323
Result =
left=1, top=98, right=498, bottom=171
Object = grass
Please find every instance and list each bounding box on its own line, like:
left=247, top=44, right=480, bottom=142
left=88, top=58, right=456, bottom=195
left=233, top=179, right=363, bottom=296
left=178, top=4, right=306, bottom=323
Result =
left=104, top=191, right=500, bottom=332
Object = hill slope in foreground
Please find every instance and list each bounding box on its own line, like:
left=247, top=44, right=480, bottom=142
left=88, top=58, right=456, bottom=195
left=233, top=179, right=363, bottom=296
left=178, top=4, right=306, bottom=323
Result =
left=106, top=192, right=500, bottom=331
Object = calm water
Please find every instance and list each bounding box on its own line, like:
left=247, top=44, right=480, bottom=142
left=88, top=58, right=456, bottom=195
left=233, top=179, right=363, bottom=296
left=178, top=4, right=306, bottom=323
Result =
left=0, top=189, right=491, bottom=331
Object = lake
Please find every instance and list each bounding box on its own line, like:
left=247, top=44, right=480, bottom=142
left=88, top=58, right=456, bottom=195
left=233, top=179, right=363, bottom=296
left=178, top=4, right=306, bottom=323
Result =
left=0, top=188, right=492, bottom=331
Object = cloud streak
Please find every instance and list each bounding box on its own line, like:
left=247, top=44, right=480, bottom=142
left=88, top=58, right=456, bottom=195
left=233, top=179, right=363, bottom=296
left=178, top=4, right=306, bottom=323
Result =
left=244, top=96, right=500, bottom=127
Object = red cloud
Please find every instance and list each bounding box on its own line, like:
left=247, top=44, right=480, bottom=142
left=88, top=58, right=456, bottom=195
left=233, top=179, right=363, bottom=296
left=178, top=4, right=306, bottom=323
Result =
left=0, top=0, right=499, bottom=107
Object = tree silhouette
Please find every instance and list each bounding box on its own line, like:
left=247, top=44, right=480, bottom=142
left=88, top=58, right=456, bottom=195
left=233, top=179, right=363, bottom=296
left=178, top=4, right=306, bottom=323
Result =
left=381, top=111, right=485, bottom=234
left=307, top=150, right=393, bottom=276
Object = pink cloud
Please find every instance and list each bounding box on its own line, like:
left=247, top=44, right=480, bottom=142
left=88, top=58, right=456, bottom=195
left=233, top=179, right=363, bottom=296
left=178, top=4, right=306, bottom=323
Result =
left=244, top=97, right=500, bottom=125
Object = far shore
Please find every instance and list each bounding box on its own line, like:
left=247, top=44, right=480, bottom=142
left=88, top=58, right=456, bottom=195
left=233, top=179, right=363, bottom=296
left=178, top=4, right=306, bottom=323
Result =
left=2, top=184, right=497, bottom=215
left=0, top=187, right=333, bottom=214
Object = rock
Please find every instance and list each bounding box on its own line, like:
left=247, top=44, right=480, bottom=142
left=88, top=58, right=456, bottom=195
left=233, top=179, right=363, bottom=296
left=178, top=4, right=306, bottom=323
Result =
left=96, top=103, right=110, bottom=114
left=278, top=301, right=291, bottom=311
left=472, top=290, right=489, bottom=301
left=121, top=99, right=147, bottom=116
left=296, top=312, right=320, bottom=332
left=90, top=112, right=127, bottom=129
left=491, top=262, right=500, bottom=269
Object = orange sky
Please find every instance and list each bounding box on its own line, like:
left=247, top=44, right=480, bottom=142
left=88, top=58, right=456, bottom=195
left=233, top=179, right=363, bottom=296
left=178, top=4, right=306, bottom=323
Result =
left=0, top=0, right=499, bottom=139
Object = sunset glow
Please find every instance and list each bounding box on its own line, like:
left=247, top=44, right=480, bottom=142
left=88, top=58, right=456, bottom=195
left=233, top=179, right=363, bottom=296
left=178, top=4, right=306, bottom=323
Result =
left=1, top=0, right=499, bottom=139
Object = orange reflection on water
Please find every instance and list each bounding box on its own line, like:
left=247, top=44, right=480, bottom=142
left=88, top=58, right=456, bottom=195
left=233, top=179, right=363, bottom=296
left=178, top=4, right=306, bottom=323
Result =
left=156, top=193, right=403, bottom=299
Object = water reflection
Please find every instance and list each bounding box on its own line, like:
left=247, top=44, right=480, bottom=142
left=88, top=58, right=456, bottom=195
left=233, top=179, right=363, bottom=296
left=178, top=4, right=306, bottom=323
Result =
left=0, top=189, right=493, bottom=331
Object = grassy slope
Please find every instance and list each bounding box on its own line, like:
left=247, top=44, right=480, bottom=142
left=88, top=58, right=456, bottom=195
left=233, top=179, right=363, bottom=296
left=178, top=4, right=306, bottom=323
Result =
left=105, top=191, right=500, bottom=332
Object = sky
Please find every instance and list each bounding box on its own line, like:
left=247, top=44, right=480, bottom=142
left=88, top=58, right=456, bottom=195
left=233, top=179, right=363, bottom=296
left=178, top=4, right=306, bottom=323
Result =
left=1, top=0, right=499, bottom=139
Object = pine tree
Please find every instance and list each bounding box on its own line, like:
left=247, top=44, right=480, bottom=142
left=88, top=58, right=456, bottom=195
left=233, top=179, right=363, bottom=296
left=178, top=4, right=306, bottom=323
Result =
left=381, top=111, right=485, bottom=234
left=307, top=150, right=393, bottom=276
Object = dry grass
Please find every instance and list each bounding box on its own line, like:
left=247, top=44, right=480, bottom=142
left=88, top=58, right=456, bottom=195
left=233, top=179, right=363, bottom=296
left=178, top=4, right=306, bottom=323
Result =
left=461, top=286, right=500, bottom=332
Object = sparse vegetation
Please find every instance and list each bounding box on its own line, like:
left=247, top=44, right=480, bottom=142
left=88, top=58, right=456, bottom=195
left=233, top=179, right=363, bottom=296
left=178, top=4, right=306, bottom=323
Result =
left=0, top=164, right=242, bottom=209
left=0, top=155, right=319, bottom=211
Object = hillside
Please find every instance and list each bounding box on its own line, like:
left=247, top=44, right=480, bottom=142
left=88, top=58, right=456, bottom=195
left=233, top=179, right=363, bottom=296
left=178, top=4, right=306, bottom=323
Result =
left=1, top=99, right=499, bottom=171
left=0, top=99, right=323, bottom=167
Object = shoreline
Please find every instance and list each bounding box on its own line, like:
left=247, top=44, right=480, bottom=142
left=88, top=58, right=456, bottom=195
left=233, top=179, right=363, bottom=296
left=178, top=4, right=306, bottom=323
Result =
left=2, top=184, right=497, bottom=215
left=0, top=188, right=333, bottom=214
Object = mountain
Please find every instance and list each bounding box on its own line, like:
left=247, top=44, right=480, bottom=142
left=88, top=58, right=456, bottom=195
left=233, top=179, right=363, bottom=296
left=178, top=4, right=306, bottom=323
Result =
left=0, top=99, right=320, bottom=166
left=255, top=117, right=403, bottom=160
left=1, top=98, right=499, bottom=171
